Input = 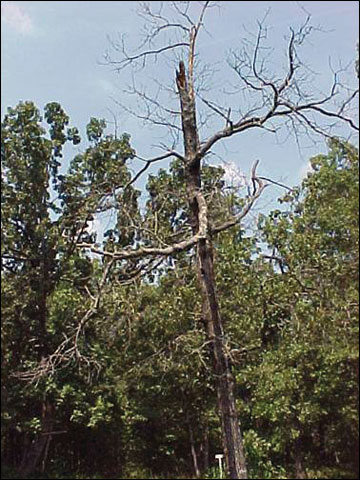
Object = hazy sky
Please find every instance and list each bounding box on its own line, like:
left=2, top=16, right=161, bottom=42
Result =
left=1, top=1, right=359, bottom=209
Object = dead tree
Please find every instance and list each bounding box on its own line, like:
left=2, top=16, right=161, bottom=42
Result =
left=23, top=2, right=358, bottom=478
left=101, top=3, right=357, bottom=478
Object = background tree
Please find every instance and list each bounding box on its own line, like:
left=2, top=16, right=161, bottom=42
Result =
left=211, top=139, right=358, bottom=479
left=252, top=139, right=359, bottom=479
left=1, top=101, right=137, bottom=477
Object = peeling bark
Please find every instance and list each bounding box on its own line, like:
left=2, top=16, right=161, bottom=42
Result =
left=177, top=59, right=248, bottom=479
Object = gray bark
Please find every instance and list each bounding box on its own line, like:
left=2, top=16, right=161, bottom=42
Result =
left=176, top=60, right=248, bottom=479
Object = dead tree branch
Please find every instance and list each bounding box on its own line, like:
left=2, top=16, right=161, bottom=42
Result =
left=14, top=259, right=115, bottom=383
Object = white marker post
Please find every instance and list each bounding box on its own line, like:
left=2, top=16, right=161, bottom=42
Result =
left=215, top=453, right=224, bottom=479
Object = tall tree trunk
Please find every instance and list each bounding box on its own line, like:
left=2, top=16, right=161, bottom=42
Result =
left=201, top=422, right=210, bottom=473
left=176, top=60, right=248, bottom=479
left=19, top=259, right=55, bottom=478
left=197, top=239, right=247, bottom=479
left=294, top=431, right=307, bottom=479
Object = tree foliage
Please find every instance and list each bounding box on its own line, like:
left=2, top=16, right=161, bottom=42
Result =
left=2, top=100, right=358, bottom=479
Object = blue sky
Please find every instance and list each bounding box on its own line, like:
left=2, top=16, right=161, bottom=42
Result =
left=1, top=1, right=359, bottom=214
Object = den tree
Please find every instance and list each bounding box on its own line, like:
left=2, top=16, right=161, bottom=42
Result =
left=91, top=2, right=357, bottom=478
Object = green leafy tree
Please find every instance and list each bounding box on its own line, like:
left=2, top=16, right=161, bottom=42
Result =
left=1, top=101, right=136, bottom=477
left=242, top=140, right=359, bottom=478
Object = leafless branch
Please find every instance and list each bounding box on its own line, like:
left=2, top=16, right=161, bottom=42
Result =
left=123, top=150, right=184, bottom=191
left=14, top=259, right=116, bottom=383
left=212, top=160, right=267, bottom=234
left=106, top=37, right=189, bottom=72
left=258, top=176, right=293, bottom=191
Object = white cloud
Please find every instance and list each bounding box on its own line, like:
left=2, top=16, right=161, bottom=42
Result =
left=299, top=161, right=313, bottom=179
left=221, top=161, right=247, bottom=188
left=86, top=217, right=102, bottom=236
left=1, top=1, right=34, bottom=35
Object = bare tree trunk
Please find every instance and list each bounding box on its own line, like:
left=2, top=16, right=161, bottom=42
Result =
left=18, top=400, right=54, bottom=478
left=197, top=239, right=247, bottom=479
left=41, top=433, right=52, bottom=473
left=202, top=422, right=209, bottom=473
left=176, top=60, right=248, bottom=479
left=294, top=434, right=307, bottom=479
left=187, top=411, right=201, bottom=478
left=295, top=455, right=307, bottom=480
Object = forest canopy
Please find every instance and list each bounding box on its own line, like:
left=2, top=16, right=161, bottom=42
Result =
left=1, top=101, right=358, bottom=479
